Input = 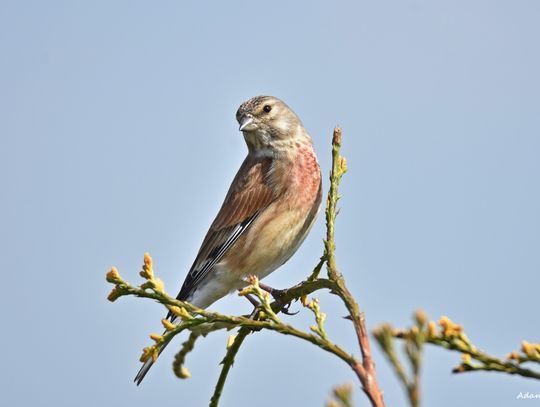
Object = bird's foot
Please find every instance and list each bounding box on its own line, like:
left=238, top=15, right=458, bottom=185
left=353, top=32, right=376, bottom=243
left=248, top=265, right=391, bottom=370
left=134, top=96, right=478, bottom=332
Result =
left=242, top=294, right=263, bottom=322
left=258, top=282, right=285, bottom=300
left=257, top=283, right=299, bottom=316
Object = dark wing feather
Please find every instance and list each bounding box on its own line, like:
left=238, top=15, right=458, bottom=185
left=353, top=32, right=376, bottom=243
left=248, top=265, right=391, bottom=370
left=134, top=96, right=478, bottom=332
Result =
left=170, top=156, right=274, bottom=312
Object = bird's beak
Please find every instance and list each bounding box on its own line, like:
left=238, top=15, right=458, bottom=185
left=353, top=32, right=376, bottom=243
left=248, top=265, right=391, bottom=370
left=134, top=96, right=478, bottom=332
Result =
left=239, top=115, right=256, bottom=132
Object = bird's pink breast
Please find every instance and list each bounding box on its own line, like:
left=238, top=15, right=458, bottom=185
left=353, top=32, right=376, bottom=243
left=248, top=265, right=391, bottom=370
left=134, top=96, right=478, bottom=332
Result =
left=221, top=142, right=321, bottom=280
left=286, top=144, right=322, bottom=208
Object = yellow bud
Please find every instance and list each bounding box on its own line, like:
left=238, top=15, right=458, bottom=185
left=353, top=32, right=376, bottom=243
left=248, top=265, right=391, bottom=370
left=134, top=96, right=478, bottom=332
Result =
left=153, top=278, right=165, bottom=292
left=521, top=340, right=532, bottom=353
left=227, top=335, right=236, bottom=350
left=106, top=267, right=121, bottom=283
left=140, top=346, right=154, bottom=363
left=438, top=316, right=462, bottom=337
left=169, top=306, right=192, bottom=320
left=144, top=252, right=153, bottom=268
left=439, top=316, right=451, bottom=330
left=183, top=309, right=193, bottom=320
left=333, top=383, right=353, bottom=401
left=307, top=298, right=320, bottom=311
left=300, top=295, right=309, bottom=307
left=168, top=306, right=183, bottom=316
left=161, top=318, right=176, bottom=331
left=506, top=351, right=520, bottom=360
left=107, top=287, right=122, bottom=302
left=427, top=321, right=437, bottom=338
left=414, top=310, right=428, bottom=326
left=238, top=286, right=253, bottom=297
left=150, top=333, right=163, bottom=342
left=142, top=252, right=154, bottom=279
left=177, top=367, right=191, bottom=379
left=461, top=353, right=472, bottom=364
left=339, top=156, right=348, bottom=173
left=521, top=340, right=538, bottom=358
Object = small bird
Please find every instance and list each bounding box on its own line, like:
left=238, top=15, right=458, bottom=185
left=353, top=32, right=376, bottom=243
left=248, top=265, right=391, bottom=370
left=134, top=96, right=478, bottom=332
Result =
left=135, top=95, right=322, bottom=384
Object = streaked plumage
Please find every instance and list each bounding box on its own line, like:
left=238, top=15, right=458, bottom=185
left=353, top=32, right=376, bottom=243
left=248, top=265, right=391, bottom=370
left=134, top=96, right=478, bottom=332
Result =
left=135, top=96, right=321, bottom=384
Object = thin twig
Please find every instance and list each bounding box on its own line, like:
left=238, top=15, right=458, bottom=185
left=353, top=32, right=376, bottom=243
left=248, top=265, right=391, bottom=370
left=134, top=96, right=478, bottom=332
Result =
left=172, top=331, right=200, bottom=379
left=108, top=273, right=361, bottom=369
left=210, top=328, right=250, bottom=407
left=324, top=127, right=344, bottom=282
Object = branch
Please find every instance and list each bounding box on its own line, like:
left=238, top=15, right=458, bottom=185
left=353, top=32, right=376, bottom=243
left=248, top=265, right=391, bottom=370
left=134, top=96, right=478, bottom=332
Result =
left=375, top=311, right=540, bottom=406
left=373, top=311, right=427, bottom=407
left=209, top=328, right=250, bottom=407
left=105, top=127, right=386, bottom=407
left=324, top=127, right=345, bottom=281
left=323, top=127, right=386, bottom=407
left=410, top=315, right=540, bottom=380
left=172, top=331, right=200, bottom=379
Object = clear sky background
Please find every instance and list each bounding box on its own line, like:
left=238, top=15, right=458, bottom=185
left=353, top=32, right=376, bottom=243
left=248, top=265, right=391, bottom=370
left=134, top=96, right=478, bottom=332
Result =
left=1, top=1, right=539, bottom=406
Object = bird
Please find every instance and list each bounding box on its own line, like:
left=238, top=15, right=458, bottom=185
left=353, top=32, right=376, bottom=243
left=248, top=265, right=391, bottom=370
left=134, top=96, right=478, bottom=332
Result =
left=135, top=95, right=322, bottom=385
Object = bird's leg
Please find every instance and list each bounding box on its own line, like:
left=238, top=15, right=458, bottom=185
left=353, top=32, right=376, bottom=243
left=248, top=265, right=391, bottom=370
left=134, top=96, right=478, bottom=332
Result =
left=241, top=294, right=264, bottom=325
left=258, top=282, right=285, bottom=300
left=244, top=293, right=261, bottom=309
left=258, top=282, right=298, bottom=316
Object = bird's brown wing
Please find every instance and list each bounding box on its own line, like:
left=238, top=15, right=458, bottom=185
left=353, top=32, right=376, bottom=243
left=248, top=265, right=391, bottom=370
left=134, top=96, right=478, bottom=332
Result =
left=138, top=156, right=275, bottom=384
left=173, top=155, right=275, bottom=306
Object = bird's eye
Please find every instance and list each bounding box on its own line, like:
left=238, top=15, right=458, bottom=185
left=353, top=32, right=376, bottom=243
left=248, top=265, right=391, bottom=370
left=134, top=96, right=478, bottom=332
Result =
left=263, top=105, right=272, bottom=113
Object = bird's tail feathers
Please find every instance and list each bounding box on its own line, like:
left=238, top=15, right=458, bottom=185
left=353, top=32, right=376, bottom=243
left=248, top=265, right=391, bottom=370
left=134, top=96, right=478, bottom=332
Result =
left=134, top=357, right=156, bottom=386
left=134, top=327, right=171, bottom=386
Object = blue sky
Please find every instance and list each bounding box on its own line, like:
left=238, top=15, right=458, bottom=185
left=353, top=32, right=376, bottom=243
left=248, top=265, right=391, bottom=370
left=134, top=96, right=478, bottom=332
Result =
left=1, top=1, right=539, bottom=406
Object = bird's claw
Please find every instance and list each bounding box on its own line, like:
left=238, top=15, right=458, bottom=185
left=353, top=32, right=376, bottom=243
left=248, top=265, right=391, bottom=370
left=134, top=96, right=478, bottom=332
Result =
left=279, top=302, right=299, bottom=315
left=243, top=284, right=299, bottom=316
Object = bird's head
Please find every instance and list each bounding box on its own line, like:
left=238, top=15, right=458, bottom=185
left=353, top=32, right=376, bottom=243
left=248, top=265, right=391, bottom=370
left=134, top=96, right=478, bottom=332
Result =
left=236, top=96, right=307, bottom=152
